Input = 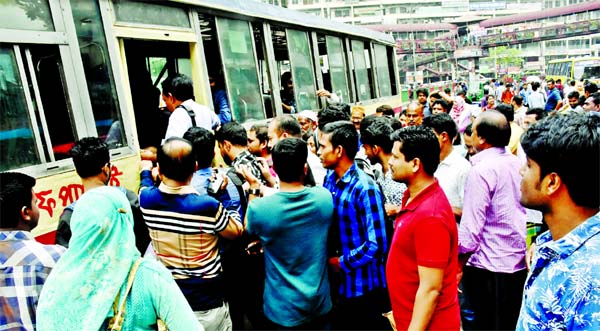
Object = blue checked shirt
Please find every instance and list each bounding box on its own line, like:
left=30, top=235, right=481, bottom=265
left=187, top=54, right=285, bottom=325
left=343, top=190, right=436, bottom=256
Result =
left=1, top=231, right=65, bottom=331
left=323, top=163, right=388, bottom=298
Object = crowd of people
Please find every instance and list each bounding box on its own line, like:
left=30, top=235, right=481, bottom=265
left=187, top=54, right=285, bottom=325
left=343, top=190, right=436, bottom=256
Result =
left=1, top=73, right=599, bottom=331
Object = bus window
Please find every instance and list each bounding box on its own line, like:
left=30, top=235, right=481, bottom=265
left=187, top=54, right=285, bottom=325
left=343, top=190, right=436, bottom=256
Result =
left=582, top=64, right=600, bottom=80
left=216, top=17, right=265, bottom=122
left=324, top=35, right=350, bottom=103
left=112, top=0, right=190, bottom=28
left=373, top=43, right=392, bottom=97
left=71, top=0, right=126, bottom=149
left=351, top=40, right=373, bottom=101
left=564, top=62, right=573, bottom=79
left=0, top=0, right=55, bottom=31
left=251, top=22, right=276, bottom=118
left=286, top=29, right=318, bottom=112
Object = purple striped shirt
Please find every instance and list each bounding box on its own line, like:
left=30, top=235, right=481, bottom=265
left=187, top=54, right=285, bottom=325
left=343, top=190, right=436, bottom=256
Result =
left=459, top=147, right=527, bottom=273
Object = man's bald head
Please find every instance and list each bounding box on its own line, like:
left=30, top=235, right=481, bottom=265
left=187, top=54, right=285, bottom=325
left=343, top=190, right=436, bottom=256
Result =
left=406, top=102, right=424, bottom=126
left=157, top=137, right=195, bottom=182
left=474, top=110, right=511, bottom=148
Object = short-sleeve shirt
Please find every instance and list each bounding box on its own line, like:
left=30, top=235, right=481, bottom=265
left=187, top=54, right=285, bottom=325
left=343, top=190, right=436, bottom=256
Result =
left=386, top=181, right=460, bottom=330
left=545, top=88, right=561, bottom=111
left=164, top=99, right=220, bottom=140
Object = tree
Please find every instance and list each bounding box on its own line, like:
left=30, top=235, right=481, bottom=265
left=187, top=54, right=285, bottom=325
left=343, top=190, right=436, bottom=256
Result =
left=492, top=46, right=524, bottom=70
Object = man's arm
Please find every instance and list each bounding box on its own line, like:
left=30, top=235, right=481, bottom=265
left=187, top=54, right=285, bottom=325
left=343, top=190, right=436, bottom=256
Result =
left=458, top=168, right=491, bottom=256
left=139, top=160, right=155, bottom=193
left=408, top=266, right=444, bottom=331
left=216, top=205, right=243, bottom=240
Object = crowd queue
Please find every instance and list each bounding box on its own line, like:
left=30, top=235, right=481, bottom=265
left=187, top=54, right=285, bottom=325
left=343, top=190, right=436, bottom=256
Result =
left=1, top=73, right=599, bottom=331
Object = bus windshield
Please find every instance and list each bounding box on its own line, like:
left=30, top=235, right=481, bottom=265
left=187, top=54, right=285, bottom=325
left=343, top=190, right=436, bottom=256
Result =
left=582, top=65, right=600, bottom=80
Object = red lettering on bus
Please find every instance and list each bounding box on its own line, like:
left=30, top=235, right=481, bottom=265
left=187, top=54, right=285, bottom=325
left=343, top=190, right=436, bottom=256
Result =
left=58, top=184, right=84, bottom=207
left=110, top=165, right=124, bottom=186
left=36, top=190, right=57, bottom=218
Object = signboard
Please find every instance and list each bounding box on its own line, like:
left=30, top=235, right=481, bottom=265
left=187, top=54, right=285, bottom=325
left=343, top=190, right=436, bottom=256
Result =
left=455, top=47, right=483, bottom=59
left=469, top=1, right=506, bottom=11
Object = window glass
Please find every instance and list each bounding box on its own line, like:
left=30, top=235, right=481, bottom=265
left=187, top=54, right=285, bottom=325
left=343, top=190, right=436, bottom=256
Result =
left=286, top=29, right=318, bottom=112
left=71, top=1, right=125, bottom=149
left=112, top=0, right=190, bottom=28
left=0, top=0, right=55, bottom=31
left=216, top=18, right=265, bottom=122
left=0, top=47, right=40, bottom=171
left=351, top=40, right=372, bottom=101
left=374, top=44, right=392, bottom=97
left=325, top=36, right=349, bottom=103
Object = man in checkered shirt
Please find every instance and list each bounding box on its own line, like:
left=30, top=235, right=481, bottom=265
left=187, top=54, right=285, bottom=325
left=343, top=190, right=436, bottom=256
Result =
left=0, top=172, right=65, bottom=330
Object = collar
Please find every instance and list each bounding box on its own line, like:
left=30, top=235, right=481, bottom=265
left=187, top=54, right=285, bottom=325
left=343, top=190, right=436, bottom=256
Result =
left=401, top=180, right=440, bottom=212
left=0, top=230, right=34, bottom=241
left=470, top=146, right=506, bottom=166
left=338, top=163, right=359, bottom=184
left=158, top=182, right=198, bottom=195
left=233, top=150, right=252, bottom=164
left=195, top=167, right=213, bottom=176
left=537, top=214, right=600, bottom=260
left=440, top=148, right=463, bottom=166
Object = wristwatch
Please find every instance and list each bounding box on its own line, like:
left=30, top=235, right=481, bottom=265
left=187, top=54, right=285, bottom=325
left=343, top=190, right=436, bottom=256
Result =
left=247, top=188, right=261, bottom=196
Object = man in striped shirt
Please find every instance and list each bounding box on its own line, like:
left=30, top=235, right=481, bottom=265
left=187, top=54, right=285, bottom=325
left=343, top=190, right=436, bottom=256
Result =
left=139, top=138, right=243, bottom=331
left=0, top=172, right=65, bottom=331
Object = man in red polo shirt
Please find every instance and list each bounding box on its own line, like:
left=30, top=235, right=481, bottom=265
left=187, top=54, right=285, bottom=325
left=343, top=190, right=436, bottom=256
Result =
left=386, top=126, right=460, bottom=330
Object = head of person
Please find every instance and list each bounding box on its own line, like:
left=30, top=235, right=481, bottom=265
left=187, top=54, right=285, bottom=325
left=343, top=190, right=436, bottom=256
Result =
left=422, top=113, right=458, bottom=152
left=523, top=107, right=547, bottom=129
left=520, top=114, right=599, bottom=212
left=272, top=138, right=308, bottom=184
left=70, top=137, right=111, bottom=184
left=360, top=115, right=394, bottom=165
left=161, top=74, right=194, bottom=112
left=306, top=134, right=317, bottom=155
left=416, top=88, right=429, bottom=105
left=318, top=121, right=358, bottom=169
left=444, top=87, right=452, bottom=95
left=351, top=106, right=365, bottom=131
left=547, top=78, right=555, bottom=90
left=463, top=123, right=476, bottom=158
left=531, top=81, right=540, bottom=91
left=584, top=92, right=600, bottom=113
left=512, top=95, right=524, bottom=108
left=567, top=91, right=580, bottom=109
left=406, top=102, right=424, bottom=126
left=375, top=104, right=395, bottom=117
left=575, top=81, right=585, bottom=93
left=281, top=71, right=293, bottom=92
left=157, top=137, right=195, bottom=182
left=495, top=103, right=515, bottom=123
left=297, top=110, right=318, bottom=134
left=472, top=110, right=511, bottom=152
left=486, top=94, right=496, bottom=108
left=432, top=99, right=451, bottom=114
left=317, top=104, right=351, bottom=131
left=247, top=123, right=269, bottom=157
left=268, top=115, right=302, bottom=150
left=215, top=122, right=248, bottom=164
left=0, top=172, right=39, bottom=230
left=183, top=127, right=215, bottom=169
left=399, top=110, right=407, bottom=127
left=389, top=126, right=440, bottom=184
left=429, top=92, right=441, bottom=107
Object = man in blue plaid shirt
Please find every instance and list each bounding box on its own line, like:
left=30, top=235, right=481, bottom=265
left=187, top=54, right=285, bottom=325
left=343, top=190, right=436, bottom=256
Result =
left=0, top=172, right=65, bottom=330
left=319, top=121, right=390, bottom=330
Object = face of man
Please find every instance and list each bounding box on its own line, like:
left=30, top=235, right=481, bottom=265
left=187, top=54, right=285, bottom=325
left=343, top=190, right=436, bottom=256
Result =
left=218, top=141, right=232, bottom=165
left=267, top=121, right=282, bottom=150
left=568, top=97, right=579, bottom=109
left=307, top=135, right=317, bottom=155
left=406, top=106, right=424, bottom=126
left=523, top=114, right=538, bottom=129
left=247, top=130, right=263, bottom=156
left=351, top=111, right=364, bottom=131
left=389, top=141, right=413, bottom=183
left=297, top=116, right=314, bottom=134
left=317, top=132, right=339, bottom=169
left=26, top=188, right=40, bottom=230
left=472, top=121, right=485, bottom=152
left=519, top=157, right=547, bottom=211
left=547, top=81, right=555, bottom=90
left=584, top=97, right=598, bottom=112
left=487, top=96, right=495, bottom=107
left=462, top=133, right=476, bottom=158
left=161, top=92, right=176, bottom=112
left=417, top=92, right=427, bottom=105
left=362, top=144, right=379, bottom=164
left=432, top=103, right=445, bottom=114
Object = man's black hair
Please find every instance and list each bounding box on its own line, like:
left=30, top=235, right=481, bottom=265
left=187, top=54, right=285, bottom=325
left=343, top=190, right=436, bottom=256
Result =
left=318, top=106, right=351, bottom=130
left=432, top=99, right=451, bottom=113
left=321, top=121, right=359, bottom=160
left=456, top=89, right=466, bottom=96
left=496, top=103, right=515, bottom=122
left=360, top=115, right=394, bottom=153
left=272, top=138, right=308, bottom=183
left=70, top=137, right=110, bottom=178
left=273, top=115, right=302, bottom=138
left=161, top=73, right=194, bottom=101
left=589, top=92, right=600, bottom=107
left=513, top=95, right=523, bottom=106
left=157, top=137, right=195, bottom=182
left=567, top=91, right=580, bottom=99
left=183, top=127, right=215, bottom=169
left=416, top=88, right=429, bottom=98
left=521, top=114, right=600, bottom=208
left=475, top=110, right=511, bottom=147
left=464, top=123, right=473, bottom=136
left=250, top=123, right=269, bottom=144
left=390, top=126, right=440, bottom=176
left=0, top=172, right=36, bottom=228
left=532, top=81, right=541, bottom=91
left=569, top=80, right=576, bottom=87
left=526, top=107, right=547, bottom=121
left=376, top=104, right=395, bottom=117
left=547, top=78, right=555, bottom=84
left=423, top=113, right=458, bottom=141
left=215, top=122, right=248, bottom=146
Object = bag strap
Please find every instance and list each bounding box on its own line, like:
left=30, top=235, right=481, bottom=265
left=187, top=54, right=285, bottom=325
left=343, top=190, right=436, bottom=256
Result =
left=109, top=258, right=143, bottom=331
left=177, top=103, right=197, bottom=127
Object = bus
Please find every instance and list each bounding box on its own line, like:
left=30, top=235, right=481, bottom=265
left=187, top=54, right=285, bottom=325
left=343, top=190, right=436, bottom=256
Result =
left=0, top=0, right=400, bottom=243
left=545, top=57, right=600, bottom=85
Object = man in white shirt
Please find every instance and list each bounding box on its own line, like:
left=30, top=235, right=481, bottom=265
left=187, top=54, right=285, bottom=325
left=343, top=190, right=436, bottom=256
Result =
left=162, top=74, right=220, bottom=140
left=423, top=113, right=471, bottom=220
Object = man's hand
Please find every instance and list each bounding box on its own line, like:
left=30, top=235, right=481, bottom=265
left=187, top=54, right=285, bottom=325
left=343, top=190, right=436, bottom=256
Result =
left=385, top=204, right=401, bottom=217
left=140, top=160, right=153, bottom=172
left=255, top=157, right=277, bottom=188
left=235, top=164, right=260, bottom=189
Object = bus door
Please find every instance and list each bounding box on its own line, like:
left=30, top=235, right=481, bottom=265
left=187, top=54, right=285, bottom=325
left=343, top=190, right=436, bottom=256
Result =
left=122, top=40, right=191, bottom=149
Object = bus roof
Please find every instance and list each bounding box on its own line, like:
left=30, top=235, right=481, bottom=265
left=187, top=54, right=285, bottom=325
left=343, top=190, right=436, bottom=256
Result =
left=548, top=57, right=600, bottom=64
left=174, top=0, right=396, bottom=45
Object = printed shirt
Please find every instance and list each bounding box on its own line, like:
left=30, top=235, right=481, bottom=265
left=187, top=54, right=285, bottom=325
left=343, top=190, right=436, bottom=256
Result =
left=323, top=163, right=388, bottom=298
left=517, top=214, right=600, bottom=331
left=0, top=231, right=65, bottom=330
left=231, top=150, right=267, bottom=185
left=459, top=147, right=527, bottom=273
left=376, top=169, right=407, bottom=207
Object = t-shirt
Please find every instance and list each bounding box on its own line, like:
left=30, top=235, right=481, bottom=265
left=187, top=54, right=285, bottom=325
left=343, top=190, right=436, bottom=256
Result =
left=246, top=187, right=333, bottom=327
left=386, top=181, right=460, bottom=330
left=545, top=88, right=561, bottom=111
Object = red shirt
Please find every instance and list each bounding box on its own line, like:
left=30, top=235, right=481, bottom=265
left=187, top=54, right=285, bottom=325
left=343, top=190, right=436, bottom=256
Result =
left=386, top=180, right=460, bottom=330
